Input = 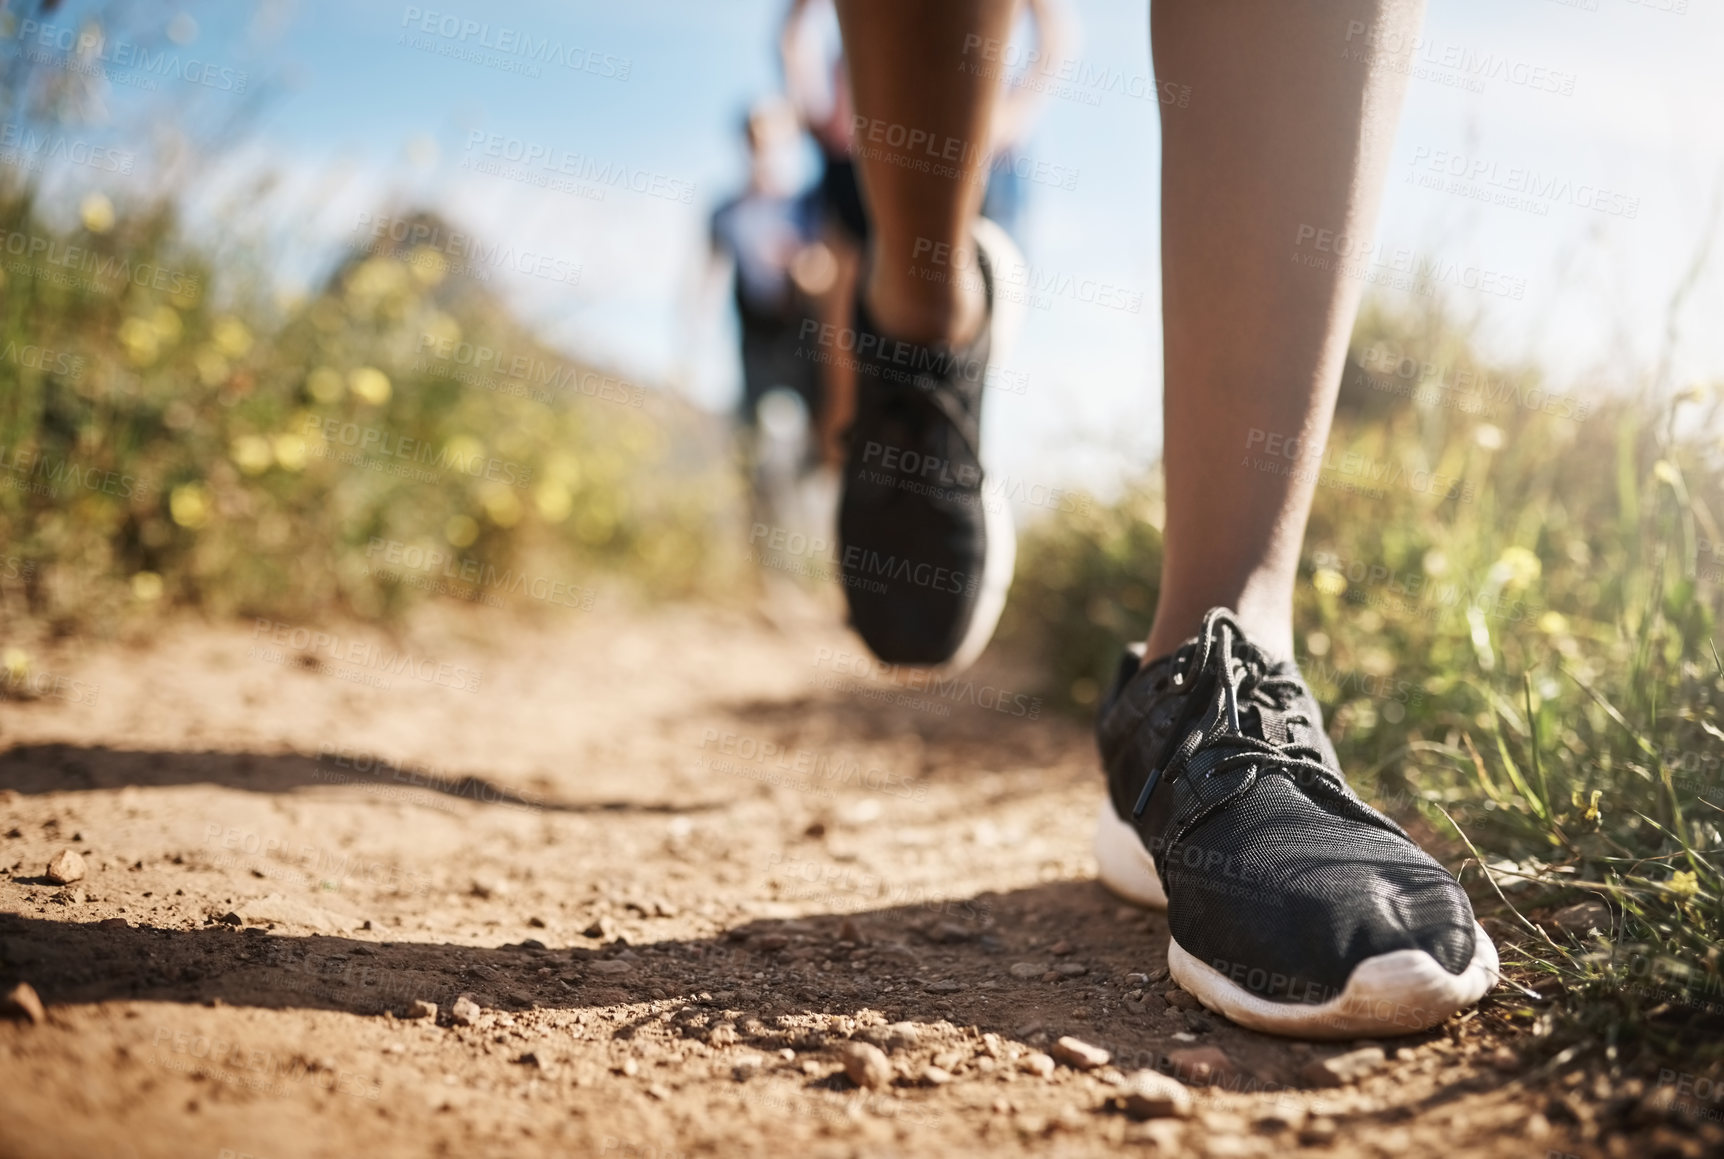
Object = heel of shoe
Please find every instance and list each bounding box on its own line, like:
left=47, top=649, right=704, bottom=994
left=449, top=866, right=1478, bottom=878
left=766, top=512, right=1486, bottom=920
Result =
left=1092, top=797, right=1167, bottom=910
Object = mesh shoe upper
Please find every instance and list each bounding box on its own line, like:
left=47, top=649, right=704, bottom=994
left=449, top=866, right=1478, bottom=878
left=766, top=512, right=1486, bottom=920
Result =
left=1096, top=609, right=1478, bottom=1001
left=836, top=249, right=996, bottom=665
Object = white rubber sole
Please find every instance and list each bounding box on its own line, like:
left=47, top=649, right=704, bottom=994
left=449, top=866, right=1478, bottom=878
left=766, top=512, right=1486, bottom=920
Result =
left=1094, top=798, right=1501, bottom=1037
left=1093, top=797, right=1168, bottom=909
left=937, top=218, right=1023, bottom=675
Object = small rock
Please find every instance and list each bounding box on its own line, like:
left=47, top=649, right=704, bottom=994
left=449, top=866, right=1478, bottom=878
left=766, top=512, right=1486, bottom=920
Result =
left=841, top=1041, right=894, bottom=1090
left=406, top=1000, right=437, bottom=1020
left=45, top=849, right=86, bottom=884
left=925, top=979, right=961, bottom=993
left=1253, top=1104, right=1306, bottom=1133
left=1163, top=988, right=1200, bottom=1011
left=95, top=918, right=129, bottom=930
left=217, top=912, right=243, bottom=926
left=1, top=982, right=46, bottom=1024
left=1020, top=1052, right=1056, bottom=1079
left=1049, top=940, right=1074, bottom=956
left=1125, top=972, right=1149, bottom=986
left=528, top=916, right=547, bottom=928
left=1054, top=962, right=1088, bottom=978
left=1550, top=899, right=1610, bottom=936
left=449, top=994, right=483, bottom=1027
left=617, top=1058, right=639, bottom=1077
left=519, top=939, right=546, bottom=951
left=884, top=1021, right=920, bottom=1050
left=514, top=1051, right=541, bottom=1067
left=1298, top=1116, right=1338, bottom=1145
left=1051, top=1036, right=1110, bottom=1070
left=1300, top=1046, right=1386, bottom=1088
left=754, top=933, right=789, bottom=952
left=1009, top=962, right=1045, bottom=979
left=1116, top=1069, right=1193, bottom=1119
left=732, top=1056, right=764, bottom=1082
left=1167, top=1046, right=1234, bottom=1085
left=707, top=1023, right=738, bottom=1047
left=922, top=1065, right=954, bottom=1086
left=646, top=1083, right=671, bottom=1100
left=927, top=921, right=975, bottom=943
left=1488, top=1045, right=1520, bottom=1072
left=838, top=917, right=863, bottom=944
left=589, top=959, right=633, bottom=976
left=582, top=917, right=614, bottom=940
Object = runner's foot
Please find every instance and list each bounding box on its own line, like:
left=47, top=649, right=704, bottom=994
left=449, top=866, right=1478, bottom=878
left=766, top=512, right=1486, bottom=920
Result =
left=836, top=220, right=1021, bottom=670
left=1093, top=607, right=1500, bottom=1037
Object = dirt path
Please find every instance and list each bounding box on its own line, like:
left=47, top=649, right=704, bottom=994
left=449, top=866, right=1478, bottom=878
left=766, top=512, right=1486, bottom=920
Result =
left=0, top=601, right=1698, bottom=1157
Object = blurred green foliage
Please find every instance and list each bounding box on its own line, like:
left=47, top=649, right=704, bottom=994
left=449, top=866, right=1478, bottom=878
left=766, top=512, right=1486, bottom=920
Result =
left=0, top=190, right=743, bottom=634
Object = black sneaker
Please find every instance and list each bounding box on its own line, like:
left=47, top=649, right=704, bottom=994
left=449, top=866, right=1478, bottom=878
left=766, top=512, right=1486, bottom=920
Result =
left=1094, top=608, right=1499, bottom=1037
left=836, top=220, right=1021, bottom=669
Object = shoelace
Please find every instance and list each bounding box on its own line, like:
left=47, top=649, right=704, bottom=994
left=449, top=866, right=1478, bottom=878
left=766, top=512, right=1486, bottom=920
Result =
left=1131, top=609, right=1349, bottom=820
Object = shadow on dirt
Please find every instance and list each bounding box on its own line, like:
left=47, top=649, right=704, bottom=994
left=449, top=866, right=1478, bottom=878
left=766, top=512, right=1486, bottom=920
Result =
left=0, top=880, right=1464, bottom=1103
left=0, top=744, right=723, bottom=814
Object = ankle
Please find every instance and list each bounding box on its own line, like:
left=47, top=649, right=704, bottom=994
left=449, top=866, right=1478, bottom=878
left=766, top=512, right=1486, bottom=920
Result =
left=1145, top=594, right=1295, bottom=662
left=864, top=241, right=987, bottom=347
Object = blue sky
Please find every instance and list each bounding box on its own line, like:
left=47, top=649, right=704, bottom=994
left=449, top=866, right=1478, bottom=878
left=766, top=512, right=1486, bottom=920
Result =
left=17, top=0, right=1724, bottom=497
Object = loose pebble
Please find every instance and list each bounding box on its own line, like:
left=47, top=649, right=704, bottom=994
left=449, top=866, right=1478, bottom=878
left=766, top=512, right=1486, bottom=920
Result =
left=449, top=994, right=483, bottom=1027
left=1020, top=1052, right=1056, bottom=1079
left=1009, top=962, right=1044, bottom=979
left=406, top=1000, right=437, bottom=1020
left=46, top=849, right=86, bottom=885
left=1115, top=1069, right=1192, bottom=1120
left=1300, top=1046, right=1387, bottom=1087
left=1, top=982, right=46, bottom=1024
left=1051, top=1036, right=1110, bottom=1070
left=841, top=1041, right=894, bottom=1090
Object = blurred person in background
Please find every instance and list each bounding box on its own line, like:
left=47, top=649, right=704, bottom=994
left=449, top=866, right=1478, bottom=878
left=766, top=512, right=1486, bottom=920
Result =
left=703, top=99, right=837, bottom=569
left=779, top=0, right=1069, bottom=467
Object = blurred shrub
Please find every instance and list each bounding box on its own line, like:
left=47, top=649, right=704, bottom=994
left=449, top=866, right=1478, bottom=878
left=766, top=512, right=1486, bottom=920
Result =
left=0, top=191, right=744, bottom=634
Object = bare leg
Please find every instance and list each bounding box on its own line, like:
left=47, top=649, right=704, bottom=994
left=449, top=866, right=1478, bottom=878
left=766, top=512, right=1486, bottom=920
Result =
left=833, top=0, right=1022, bottom=347
left=1146, top=0, right=1426, bottom=661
